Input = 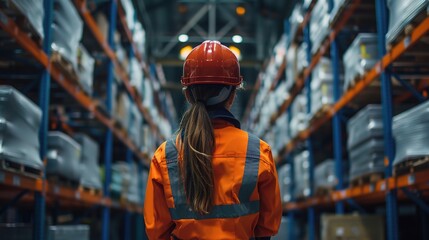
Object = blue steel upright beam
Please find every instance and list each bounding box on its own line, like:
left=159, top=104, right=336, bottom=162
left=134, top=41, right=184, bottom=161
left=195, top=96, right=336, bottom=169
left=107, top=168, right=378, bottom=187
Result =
left=34, top=0, right=53, bottom=239
left=375, top=1, right=398, bottom=240
left=102, top=1, right=118, bottom=240
left=304, top=23, right=316, bottom=240
left=330, top=37, right=345, bottom=214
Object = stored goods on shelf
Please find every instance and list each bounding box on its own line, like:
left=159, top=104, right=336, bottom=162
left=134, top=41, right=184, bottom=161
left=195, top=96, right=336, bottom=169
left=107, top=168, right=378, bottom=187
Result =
left=310, top=0, right=330, bottom=54
left=285, top=44, right=298, bottom=91
left=314, top=159, right=337, bottom=190
left=343, top=33, right=378, bottom=90
left=120, top=0, right=135, bottom=31
left=296, top=42, right=309, bottom=76
left=278, top=163, right=292, bottom=203
left=115, top=32, right=128, bottom=70
left=310, top=57, right=342, bottom=117
left=290, top=93, right=308, bottom=138
left=272, top=113, right=290, bottom=158
left=110, top=162, right=131, bottom=200
left=95, top=13, right=109, bottom=40
left=347, top=105, right=383, bottom=149
left=0, top=86, right=43, bottom=173
left=74, top=134, right=102, bottom=190
left=393, top=100, right=429, bottom=166
left=7, top=0, right=44, bottom=39
left=330, top=0, right=346, bottom=23
left=294, top=150, right=311, bottom=199
left=77, top=44, right=95, bottom=96
left=47, top=131, right=82, bottom=182
left=288, top=4, right=304, bottom=45
left=386, top=0, right=429, bottom=44
left=48, top=225, right=90, bottom=240
left=128, top=104, right=142, bottom=147
left=114, top=91, right=130, bottom=129
left=51, top=0, right=83, bottom=70
left=127, top=163, right=140, bottom=204
left=133, top=21, right=146, bottom=57
left=130, top=58, right=144, bottom=96
left=349, top=138, right=385, bottom=182
left=0, top=223, right=32, bottom=239
left=321, top=214, right=385, bottom=240
left=272, top=217, right=294, bottom=240
left=141, top=125, right=154, bottom=154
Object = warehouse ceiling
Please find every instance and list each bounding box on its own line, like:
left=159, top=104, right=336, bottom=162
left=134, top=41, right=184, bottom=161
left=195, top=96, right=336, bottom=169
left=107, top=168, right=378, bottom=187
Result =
left=133, top=0, right=297, bottom=119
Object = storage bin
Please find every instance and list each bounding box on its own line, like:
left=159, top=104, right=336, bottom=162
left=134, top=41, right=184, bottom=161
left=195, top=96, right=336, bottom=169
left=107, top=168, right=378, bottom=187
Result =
left=47, top=131, right=82, bottom=182
left=347, top=105, right=383, bottom=150
left=51, top=0, right=83, bottom=69
left=343, top=33, right=378, bottom=90
left=386, top=0, right=429, bottom=44
left=0, top=86, right=43, bottom=171
left=9, top=0, right=44, bottom=39
left=48, top=225, right=90, bottom=240
left=393, top=100, right=429, bottom=165
left=74, top=134, right=101, bottom=190
left=349, top=138, right=385, bottom=181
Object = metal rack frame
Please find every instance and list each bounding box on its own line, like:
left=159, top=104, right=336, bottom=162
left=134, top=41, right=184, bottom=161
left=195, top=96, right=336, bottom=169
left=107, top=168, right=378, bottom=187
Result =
left=0, top=0, right=162, bottom=239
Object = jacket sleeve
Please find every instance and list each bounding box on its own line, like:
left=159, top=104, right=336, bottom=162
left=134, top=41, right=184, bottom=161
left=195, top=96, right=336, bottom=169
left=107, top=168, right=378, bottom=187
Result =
left=144, top=153, right=175, bottom=239
left=254, top=147, right=282, bottom=237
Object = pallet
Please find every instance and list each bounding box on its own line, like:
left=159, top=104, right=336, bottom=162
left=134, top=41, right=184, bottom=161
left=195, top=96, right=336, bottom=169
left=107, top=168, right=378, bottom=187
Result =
left=315, top=186, right=335, bottom=197
left=0, top=0, right=43, bottom=45
left=0, top=159, right=43, bottom=179
left=393, top=156, right=429, bottom=177
left=51, top=52, right=79, bottom=84
left=79, top=185, right=102, bottom=196
left=47, top=175, right=80, bottom=189
left=350, top=172, right=384, bottom=187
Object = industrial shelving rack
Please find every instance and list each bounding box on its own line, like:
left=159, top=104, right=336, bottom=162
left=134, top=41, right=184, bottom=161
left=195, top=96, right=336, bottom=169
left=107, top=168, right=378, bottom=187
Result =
left=244, top=0, right=429, bottom=240
left=0, top=0, right=167, bottom=239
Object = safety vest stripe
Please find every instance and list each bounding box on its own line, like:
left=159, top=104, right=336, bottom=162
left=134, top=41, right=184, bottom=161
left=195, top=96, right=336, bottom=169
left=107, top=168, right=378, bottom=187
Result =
left=238, top=133, right=261, bottom=202
left=165, top=140, right=187, bottom=205
left=169, top=200, right=260, bottom=220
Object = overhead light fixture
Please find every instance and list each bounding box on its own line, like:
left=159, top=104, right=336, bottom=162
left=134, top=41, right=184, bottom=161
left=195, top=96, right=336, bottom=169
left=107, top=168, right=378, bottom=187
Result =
left=232, top=35, right=243, bottom=43
left=236, top=6, right=246, bottom=16
left=180, top=45, right=193, bottom=60
left=178, top=34, right=189, bottom=42
left=229, top=46, right=242, bottom=60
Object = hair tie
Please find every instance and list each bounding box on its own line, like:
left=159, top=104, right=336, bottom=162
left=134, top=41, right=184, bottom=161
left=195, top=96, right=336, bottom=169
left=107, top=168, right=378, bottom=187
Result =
left=196, top=99, right=206, bottom=105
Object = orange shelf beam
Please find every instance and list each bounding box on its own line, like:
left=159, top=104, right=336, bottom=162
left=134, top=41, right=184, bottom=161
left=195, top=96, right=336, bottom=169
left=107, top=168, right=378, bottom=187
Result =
left=276, top=15, right=429, bottom=163
left=0, top=10, right=149, bottom=164
left=284, top=169, right=429, bottom=211
left=73, top=0, right=163, bottom=139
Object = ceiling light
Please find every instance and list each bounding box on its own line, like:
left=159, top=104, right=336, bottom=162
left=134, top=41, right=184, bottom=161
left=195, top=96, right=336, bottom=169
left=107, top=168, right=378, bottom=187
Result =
left=229, top=46, right=242, bottom=60
left=232, top=35, right=243, bottom=43
left=178, top=34, right=189, bottom=42
left=236, top=6, right=246, bottom=16
left=180, top=45, right=193, bottom=60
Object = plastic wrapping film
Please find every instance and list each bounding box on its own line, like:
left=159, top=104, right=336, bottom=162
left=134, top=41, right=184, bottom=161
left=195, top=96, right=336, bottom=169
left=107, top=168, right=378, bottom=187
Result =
left=289, top=4, right=304, bottom=45
left=273, top=113, right=290, bottom=157
left=130, top=58, right=144, bottom=96
left=347, top=105, right=383, bottom=150
left=74, top=134, right=101, bottom=190
left=114, top=92, right=131, bottom=129
left=310, top=57, right=337, bottom=115
left=133, top=21, right=146, bottom=57
left=285, top=44, right=298, bottom=91
left=77, top=45, right=95, bottom=96
left=386, top=0, right=429, bottom=44
left=128, top=104, right=142, bottom=147
left=120, top=0, right=135, bottom=31
left=297, top=42, right=309, bottom=75
left=290, top=93, right=308, bottom=138
left=0, top=86, right=43, bottom=170
left=349, top=138, right=385, bottom=181
left=48, top=225, right=90, bottom=240
left=294, top=151, right=311, bottom=198
left=10, top=0, right=44, bottom=39
left=393, top=100, right=429, bottom=165
left=51, top=0, right=83, bottom=69
left=47, top=131, right=82, bottom=181
left=278, top=163, right=292, bottom=203
left=111, top=162, right=131, bottom=198
left=310, top=0, right=330, bottom=54
left=315, top=159, right=337, bottom=189
left=343, top=33, right=378, bottom=90
left=330, top=0, right=346, bottom=23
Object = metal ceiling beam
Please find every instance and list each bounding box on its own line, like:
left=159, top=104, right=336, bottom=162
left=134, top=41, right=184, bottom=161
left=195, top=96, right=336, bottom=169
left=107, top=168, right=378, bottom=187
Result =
left=193, top=24, right=208, bottom=37
left=157, top=4, right=210, bottom=57
left=209, top=0, right=216, bottom=38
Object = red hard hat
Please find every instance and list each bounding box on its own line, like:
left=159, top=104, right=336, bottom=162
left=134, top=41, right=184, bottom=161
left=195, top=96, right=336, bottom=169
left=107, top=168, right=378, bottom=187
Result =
left=181, top=40, right=243, bottom=86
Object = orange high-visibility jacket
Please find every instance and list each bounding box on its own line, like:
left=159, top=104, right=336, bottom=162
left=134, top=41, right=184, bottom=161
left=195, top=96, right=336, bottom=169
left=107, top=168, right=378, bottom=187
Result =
left=144, top=119, right=282, bottom=239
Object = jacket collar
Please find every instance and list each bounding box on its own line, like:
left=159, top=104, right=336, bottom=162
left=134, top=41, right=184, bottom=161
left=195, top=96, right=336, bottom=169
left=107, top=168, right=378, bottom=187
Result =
left=207, top=107, right=241, bottom=129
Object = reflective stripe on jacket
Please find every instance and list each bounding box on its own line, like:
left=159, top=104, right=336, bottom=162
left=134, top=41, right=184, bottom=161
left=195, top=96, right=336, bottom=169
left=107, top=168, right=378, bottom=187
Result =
left=144, top=119, right=282, bottom=239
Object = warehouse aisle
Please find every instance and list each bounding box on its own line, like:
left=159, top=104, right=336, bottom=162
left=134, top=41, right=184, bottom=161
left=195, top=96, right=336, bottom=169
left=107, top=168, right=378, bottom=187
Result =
left=1, top=0, right=429, bottom=239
